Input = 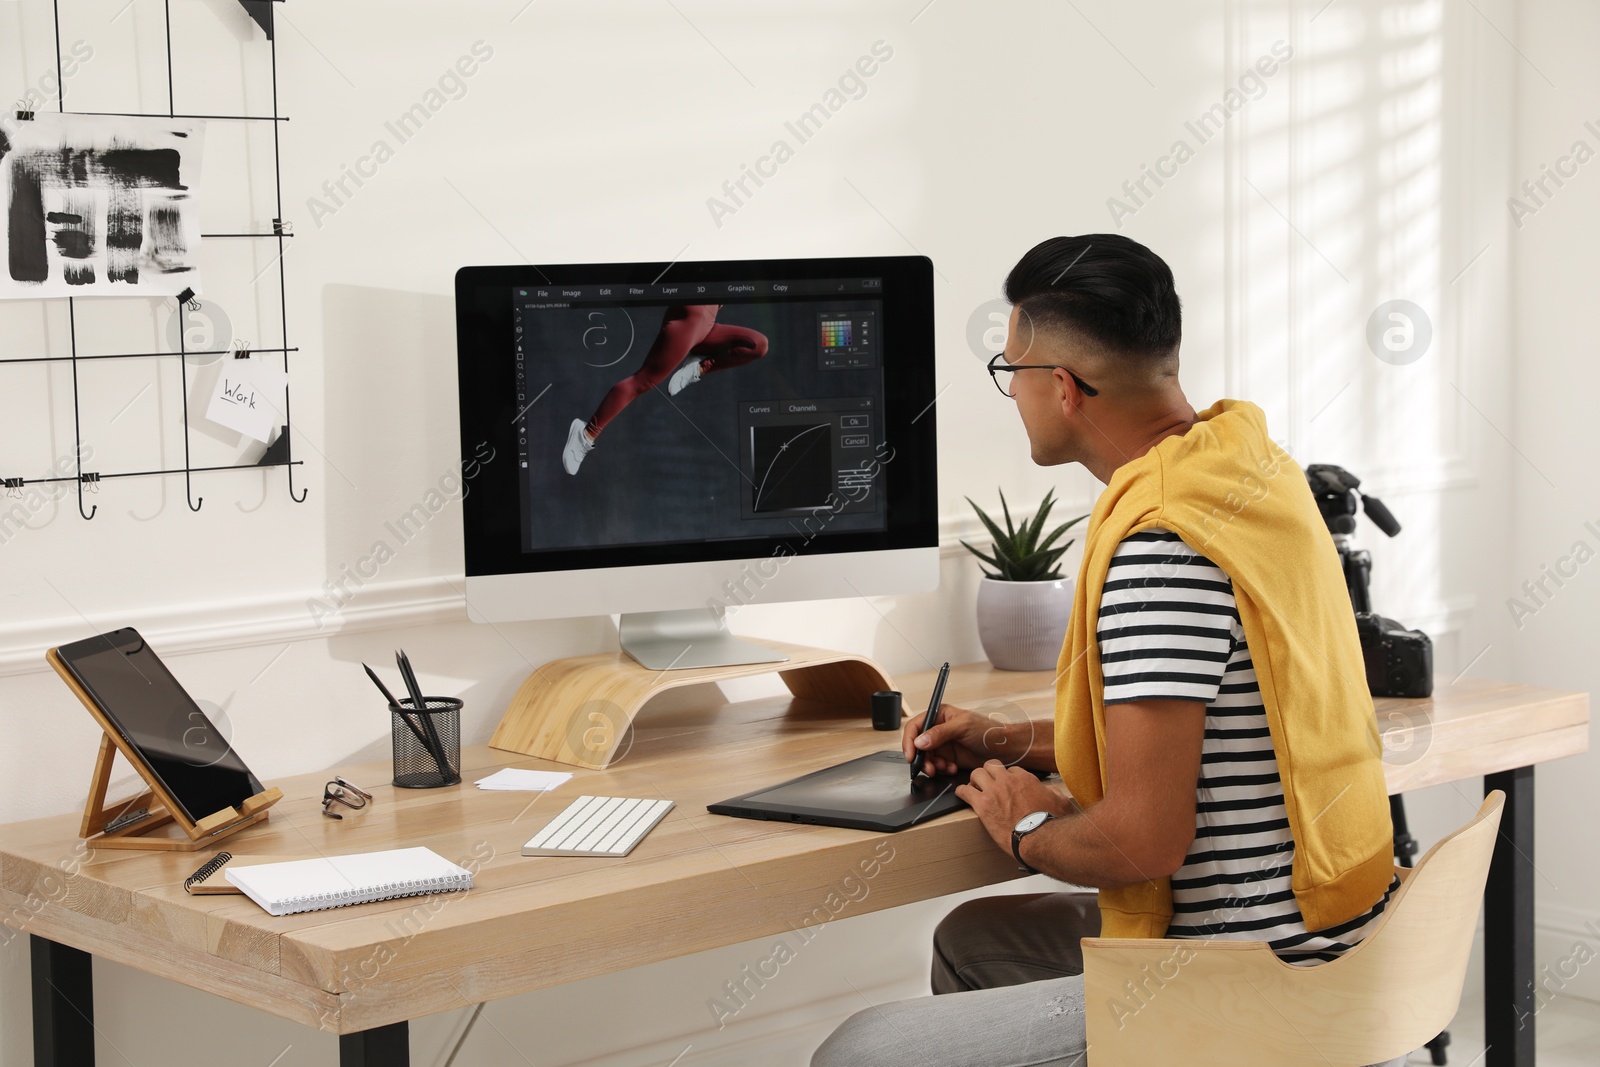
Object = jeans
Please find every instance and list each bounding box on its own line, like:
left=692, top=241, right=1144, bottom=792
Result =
left=810, top=891, right=1411, bottom=1067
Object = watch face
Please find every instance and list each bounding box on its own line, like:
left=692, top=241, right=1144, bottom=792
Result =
left=1015, top=811, right=1050, bottom=834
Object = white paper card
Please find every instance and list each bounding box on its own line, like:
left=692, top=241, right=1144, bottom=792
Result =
left=475, top=768, right=574, bottom=791
left=205, top=357, right=287, bottom=443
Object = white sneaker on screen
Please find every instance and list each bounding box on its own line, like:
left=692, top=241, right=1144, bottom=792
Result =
left=667, top=360, right=704, bottom=396
left=562, top=419, right=594, bottom=475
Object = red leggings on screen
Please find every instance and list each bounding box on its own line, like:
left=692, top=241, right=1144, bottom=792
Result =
left=584, top=304, right=768, bottom=438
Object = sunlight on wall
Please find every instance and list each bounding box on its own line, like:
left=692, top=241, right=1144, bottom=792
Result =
left=1229, top=0, right=1471, bottom=662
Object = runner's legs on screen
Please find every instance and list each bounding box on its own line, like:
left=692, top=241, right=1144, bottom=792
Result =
left=563, top=304, right=770, bottom=475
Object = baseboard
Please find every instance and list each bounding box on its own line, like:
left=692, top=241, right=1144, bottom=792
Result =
left=0, top=511, right=1034, bottom=678
left=0, top=493, right=1474, bottom=682
left=0, top=575, right=467, bottom=678
left=1535, top=903, right=1600, bottom=1006
left=513, top=979, right=915, bottom=1067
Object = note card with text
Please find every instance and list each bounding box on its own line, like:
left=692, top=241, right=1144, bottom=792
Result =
left=205, top=357, right=288, bottom=444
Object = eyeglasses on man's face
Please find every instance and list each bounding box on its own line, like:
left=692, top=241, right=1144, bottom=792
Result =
left=986, top=352, right=1099, bottom=399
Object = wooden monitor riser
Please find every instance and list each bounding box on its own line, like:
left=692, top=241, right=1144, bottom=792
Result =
left=490, top=640, right=895, bottom=768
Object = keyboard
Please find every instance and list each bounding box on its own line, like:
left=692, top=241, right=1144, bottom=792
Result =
left=520, top=796, right=674, bottom=857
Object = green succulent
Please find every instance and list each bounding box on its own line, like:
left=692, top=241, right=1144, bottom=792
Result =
left=960, top=488, right=1087, bottom=582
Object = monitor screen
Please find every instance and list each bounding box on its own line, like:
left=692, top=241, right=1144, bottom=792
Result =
left=455, top=256, right=937, bottom=622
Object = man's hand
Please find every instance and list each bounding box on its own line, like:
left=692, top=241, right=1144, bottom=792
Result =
left=902, top=703, right=1051, bottom=776
left=949, top=699, right=1208, bottom=887
left=902, top=703, right=991, bottom=776
left=956, top=759, right=1072, bottom=853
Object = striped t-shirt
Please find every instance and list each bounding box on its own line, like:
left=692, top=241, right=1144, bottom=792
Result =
left=1096, top=526, right=1398, bottom=964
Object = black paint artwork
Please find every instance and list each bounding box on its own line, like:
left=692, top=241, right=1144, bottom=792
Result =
left=1, top=115, right=202, bottom=299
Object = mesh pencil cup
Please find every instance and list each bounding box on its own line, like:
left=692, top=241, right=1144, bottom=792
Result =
left=390, top=697, right=463, bottom=788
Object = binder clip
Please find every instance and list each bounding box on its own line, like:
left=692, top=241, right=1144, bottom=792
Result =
left=175, top=287, right=201, bottom=312
left=15, top=110, right=35, bottom=121
left=3, top=477, right=24, bottom=497
left=80, top=472, right=101, bottom=494
left=273, top=218, right=293, bottom=236
left=233, top=344, right=252, bottom=360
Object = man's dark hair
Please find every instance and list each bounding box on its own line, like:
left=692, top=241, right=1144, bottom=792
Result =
left=1004, top=234, right=1182, bottom=359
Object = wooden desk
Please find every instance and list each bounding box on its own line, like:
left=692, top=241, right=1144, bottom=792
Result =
left=2, top=666, right=1587, bottom=1067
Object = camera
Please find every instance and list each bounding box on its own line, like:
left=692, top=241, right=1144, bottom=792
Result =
left=1305, top=463, right=1434, bottom=699
left=1355, top=613, right=1433, bottom=699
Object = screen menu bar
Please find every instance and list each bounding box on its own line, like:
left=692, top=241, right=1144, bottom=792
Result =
left=515, top=278, right=882, bottom=303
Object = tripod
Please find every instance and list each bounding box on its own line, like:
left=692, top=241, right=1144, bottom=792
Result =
left=1306, top=465, right=1451, bottom=1065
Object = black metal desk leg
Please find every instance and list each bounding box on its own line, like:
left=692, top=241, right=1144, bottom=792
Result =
left=340, top=1022, right=409, bottom=1067
left=30, top=936, right=95, bottom=1067
left=1484, top=766, right=1535, bottom=1067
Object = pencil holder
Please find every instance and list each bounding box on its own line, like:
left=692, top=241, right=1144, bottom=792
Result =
left=390, top=697, right=463, bottom=788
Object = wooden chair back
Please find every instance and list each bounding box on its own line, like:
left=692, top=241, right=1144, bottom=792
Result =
left=1082, top=791, right=1505, bottom=1065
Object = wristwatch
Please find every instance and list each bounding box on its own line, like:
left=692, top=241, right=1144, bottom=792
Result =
left=1011, top=811, right=1054, bottom=874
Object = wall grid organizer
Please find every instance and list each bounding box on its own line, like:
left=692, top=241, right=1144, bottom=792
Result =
left=3, top=0, right=304, bottom=519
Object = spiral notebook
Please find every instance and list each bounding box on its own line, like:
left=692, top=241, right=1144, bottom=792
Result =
left=225, top=847, right=473, bottom=916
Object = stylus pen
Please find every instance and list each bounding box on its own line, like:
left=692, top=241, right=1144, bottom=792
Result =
left=397, top=650, right=452, bottom=780
left=396, top=650, right=449, bottom=775
left=363, top=663, right=430, bottom=748
left=397, top=650, right=453, bottom=781
left=909, top=661, right=951, bottom=781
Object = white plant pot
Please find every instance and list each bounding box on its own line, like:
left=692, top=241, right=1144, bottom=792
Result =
left=976, top=575, right=1075, bottom=672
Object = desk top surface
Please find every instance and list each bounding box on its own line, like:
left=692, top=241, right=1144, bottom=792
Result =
left=0, top=662, right=1588, bottom=1034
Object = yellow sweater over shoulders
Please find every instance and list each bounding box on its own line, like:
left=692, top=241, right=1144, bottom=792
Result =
left=1054, top=398, right=1394, bottom=937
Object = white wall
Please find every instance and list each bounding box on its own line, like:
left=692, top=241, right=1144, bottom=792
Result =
left=0, top=0, right=1578, bottom=1064
left=1507, top=0, right=1600, bottom=1005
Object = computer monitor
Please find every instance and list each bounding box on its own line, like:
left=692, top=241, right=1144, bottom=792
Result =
left=454, top=255, right=938, bottom=670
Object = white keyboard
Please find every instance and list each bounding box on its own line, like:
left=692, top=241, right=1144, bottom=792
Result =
left=520, top=796, right=674, bottom=857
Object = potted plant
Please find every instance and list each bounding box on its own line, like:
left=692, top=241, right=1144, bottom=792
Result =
left=961, top=488, right=1087, bottom=671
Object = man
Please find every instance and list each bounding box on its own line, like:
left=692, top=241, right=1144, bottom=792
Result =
left=812, top=235, right=1403, bottom=1067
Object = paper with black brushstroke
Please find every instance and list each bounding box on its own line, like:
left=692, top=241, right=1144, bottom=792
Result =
left=1, top=113, right=204, bottom=299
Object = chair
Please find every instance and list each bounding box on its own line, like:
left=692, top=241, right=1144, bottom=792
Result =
left=1081, top=792, right=1504, bottom=1066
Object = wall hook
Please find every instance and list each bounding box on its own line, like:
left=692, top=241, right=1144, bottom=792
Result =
left=77, top=473, right=99, bottom=520
left=235, top=473, right=269, bottom=514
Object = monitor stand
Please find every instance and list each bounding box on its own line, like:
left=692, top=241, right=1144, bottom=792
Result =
left=489, top=637, right=894, bottom=768
left=619, top=608, right=790, bottom=671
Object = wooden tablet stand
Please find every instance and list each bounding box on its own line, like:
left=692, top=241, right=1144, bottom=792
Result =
left=78, top=734, right=282, bottom=851
left=48, top=647, right=283, bottom=852
left=490, top=640, right=893, bottom=769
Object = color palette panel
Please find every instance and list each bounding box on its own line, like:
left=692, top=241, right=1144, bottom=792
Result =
left=820, top=319, right=854, bottom=348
